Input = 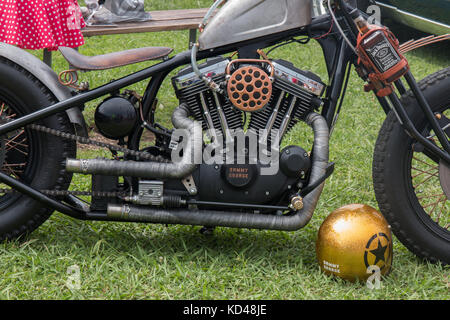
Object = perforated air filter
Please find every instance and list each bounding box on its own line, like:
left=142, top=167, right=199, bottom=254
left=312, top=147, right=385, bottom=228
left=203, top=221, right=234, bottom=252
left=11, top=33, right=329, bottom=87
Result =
left=227, top=66, right=272, bottom=112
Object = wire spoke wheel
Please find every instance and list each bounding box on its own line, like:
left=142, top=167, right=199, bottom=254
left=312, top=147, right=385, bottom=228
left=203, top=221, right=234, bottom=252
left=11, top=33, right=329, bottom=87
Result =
left=0, top=58, right=78, bottom=241
left=410, top=109, right=450, bottom=232
left=0, top=98, right=36, bottom=201
left=373, top=67, right=450, bottom=264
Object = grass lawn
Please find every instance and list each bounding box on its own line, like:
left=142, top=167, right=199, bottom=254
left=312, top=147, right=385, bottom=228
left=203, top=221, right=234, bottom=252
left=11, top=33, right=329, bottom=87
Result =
left=0, top=0, right=448, bottom=299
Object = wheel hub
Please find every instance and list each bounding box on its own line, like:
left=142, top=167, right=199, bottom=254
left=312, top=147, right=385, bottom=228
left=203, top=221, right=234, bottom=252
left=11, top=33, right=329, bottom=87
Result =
left=439, top=160, right=450, bottom=199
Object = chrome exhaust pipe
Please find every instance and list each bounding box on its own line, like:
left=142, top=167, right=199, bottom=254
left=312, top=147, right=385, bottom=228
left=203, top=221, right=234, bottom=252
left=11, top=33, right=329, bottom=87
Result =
left=106, top=112, right=329, bottom=231
left=66, top=104, right=203, bottom=179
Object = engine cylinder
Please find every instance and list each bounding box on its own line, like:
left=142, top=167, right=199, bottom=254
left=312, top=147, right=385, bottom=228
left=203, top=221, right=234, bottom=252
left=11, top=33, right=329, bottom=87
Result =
left=172, top=57, right=325, bottom=146
left=172, top=57, right=244, bottom=139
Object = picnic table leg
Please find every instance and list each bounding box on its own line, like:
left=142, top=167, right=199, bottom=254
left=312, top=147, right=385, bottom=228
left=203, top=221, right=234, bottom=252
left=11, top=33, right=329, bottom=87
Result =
left=189, top=29, right=197, bottom=49
left=43, top=49, right=52, bottom=68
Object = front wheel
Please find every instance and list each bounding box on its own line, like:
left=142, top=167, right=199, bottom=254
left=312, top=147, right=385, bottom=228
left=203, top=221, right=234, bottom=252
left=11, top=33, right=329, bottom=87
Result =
left=373, top=67, right=450, bottom=264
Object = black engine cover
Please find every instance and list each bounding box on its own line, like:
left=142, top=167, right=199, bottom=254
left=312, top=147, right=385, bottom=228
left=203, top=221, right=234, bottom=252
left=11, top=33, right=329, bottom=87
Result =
left=197, top=163, right=298, bottom=205
left=163, top=145, right=310, bottom=207
left=280, top=146, right=311, bottom=178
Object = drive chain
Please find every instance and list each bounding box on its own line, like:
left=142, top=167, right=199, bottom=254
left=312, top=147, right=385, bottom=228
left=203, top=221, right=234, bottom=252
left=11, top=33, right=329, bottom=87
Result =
left=0, top=123, right=169, bottom=198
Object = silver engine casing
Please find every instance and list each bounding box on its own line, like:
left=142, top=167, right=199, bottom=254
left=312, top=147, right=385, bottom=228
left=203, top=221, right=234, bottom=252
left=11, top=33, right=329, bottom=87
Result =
left=198, top=0, right=312, bottom=50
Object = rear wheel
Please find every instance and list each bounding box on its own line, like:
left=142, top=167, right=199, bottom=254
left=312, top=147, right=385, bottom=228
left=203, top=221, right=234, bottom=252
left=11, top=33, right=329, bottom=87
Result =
left=373, top=67, right=450, bottom=264
left=0, top=58, right=76, bottom=240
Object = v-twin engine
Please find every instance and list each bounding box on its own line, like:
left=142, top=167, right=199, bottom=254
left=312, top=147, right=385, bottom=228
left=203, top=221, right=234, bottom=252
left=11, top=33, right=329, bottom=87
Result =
left=172, top=56, right=325, bottom=144
left=65, top=56, right=330, bottom=229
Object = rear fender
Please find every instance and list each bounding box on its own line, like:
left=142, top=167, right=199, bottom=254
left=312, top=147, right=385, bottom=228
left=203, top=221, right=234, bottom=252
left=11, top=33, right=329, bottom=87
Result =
left=0, top=43, right=88, bottom=137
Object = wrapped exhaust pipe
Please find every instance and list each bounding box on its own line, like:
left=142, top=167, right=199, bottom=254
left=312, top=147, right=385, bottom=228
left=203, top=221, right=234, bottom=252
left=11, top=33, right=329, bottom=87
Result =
left=66, top=104, right=203, bottom=179
left=106, top=112, right=330, bottom=231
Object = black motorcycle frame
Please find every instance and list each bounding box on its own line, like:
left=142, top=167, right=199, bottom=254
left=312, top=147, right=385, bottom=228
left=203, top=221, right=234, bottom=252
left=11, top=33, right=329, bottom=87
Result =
left=0, top=3, right=447, bottom=222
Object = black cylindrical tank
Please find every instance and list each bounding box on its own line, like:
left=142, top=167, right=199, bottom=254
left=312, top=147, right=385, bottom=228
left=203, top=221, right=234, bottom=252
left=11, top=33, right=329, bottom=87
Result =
left=95, top=96, right=138, bottom=140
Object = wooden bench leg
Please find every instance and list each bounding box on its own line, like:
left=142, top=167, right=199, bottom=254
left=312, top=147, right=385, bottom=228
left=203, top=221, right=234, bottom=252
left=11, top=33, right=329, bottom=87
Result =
left=189, top=29, right=197, bottom=49
left=43, top=49, right=52, bottom=68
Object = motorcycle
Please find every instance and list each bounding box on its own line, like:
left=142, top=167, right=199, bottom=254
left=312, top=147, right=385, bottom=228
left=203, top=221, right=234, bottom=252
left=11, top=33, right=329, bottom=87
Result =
left=0, top=0, right=448, bottom=264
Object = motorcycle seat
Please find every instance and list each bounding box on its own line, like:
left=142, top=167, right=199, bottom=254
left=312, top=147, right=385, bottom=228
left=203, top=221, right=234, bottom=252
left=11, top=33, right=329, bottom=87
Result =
left=58, top=46, right=173, bottom=71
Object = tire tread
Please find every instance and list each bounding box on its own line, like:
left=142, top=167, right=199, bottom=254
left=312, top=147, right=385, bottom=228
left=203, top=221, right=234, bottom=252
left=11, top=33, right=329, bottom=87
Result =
left=0, top=57, right=76, bottom=241
left=373, top=67, right=450, bottom=264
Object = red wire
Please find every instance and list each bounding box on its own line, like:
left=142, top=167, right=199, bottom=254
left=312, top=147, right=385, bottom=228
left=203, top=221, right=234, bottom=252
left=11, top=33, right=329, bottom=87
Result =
left=313, top=17, right=334, bottom=40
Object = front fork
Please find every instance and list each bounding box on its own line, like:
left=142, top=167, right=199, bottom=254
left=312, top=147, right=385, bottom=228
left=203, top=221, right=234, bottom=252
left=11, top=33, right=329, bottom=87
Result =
left=333, top=0, right=450, bottom=164
left=379, top=72, right=450, bottom=165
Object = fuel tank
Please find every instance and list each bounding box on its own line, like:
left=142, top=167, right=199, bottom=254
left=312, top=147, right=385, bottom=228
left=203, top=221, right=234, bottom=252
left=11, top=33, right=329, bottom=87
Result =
left=198, top=0, right=312, bottom=50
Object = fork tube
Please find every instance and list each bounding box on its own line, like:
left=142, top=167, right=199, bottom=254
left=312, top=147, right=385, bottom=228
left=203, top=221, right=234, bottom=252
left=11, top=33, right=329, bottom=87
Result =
left=387, top=93, right=450, bottom=164
left=376, top=95, right=391, bottom=115
left=403, top=71, right=450, bottom=153
left=323, top=41, right=349, bottom=128
left=394, top=79, right=407, bottom=96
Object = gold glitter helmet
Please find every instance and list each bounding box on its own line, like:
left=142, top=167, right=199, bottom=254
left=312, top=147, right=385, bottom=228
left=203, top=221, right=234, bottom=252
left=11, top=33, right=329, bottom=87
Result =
left=316, top=204, right=393, bottom=282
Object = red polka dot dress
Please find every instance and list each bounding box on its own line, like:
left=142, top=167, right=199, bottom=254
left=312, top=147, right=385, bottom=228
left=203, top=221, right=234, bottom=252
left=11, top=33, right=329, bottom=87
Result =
left=0, top=0, right=85, bottom=51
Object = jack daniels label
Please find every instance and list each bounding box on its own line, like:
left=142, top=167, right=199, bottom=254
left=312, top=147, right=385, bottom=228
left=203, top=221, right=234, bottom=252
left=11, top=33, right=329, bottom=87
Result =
left=363, top=30, right=401, bottom=73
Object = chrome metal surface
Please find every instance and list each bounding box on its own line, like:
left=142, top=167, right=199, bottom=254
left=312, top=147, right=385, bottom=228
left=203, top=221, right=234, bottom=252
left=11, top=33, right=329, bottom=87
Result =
left=173, top=59, right=229, bottom=90
left=128, top=181, right=164, bottom=206
left=212, top=91, right=233, bottom=144
left=290, top=195, right=304, bottom=210
left=199, top=92, right=216, bottom=131
left=439, top=161, right=450, bottom=199
left=272, top=61, right=325, bottom=96
left=278, top=96, right=297, bottom=139
left=375, top=1, right=450, bottom=35
left=182, top=175, right=198, bottom=195
left=258, top=92, right=284, bottom=146
left=198, top=0, right=312, bottom=50
left=311, top=0, right=327, bottom=17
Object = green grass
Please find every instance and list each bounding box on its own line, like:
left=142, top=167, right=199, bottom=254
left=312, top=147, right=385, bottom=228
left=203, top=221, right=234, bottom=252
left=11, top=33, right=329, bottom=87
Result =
left=2, top=0, right=449, bottom=299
